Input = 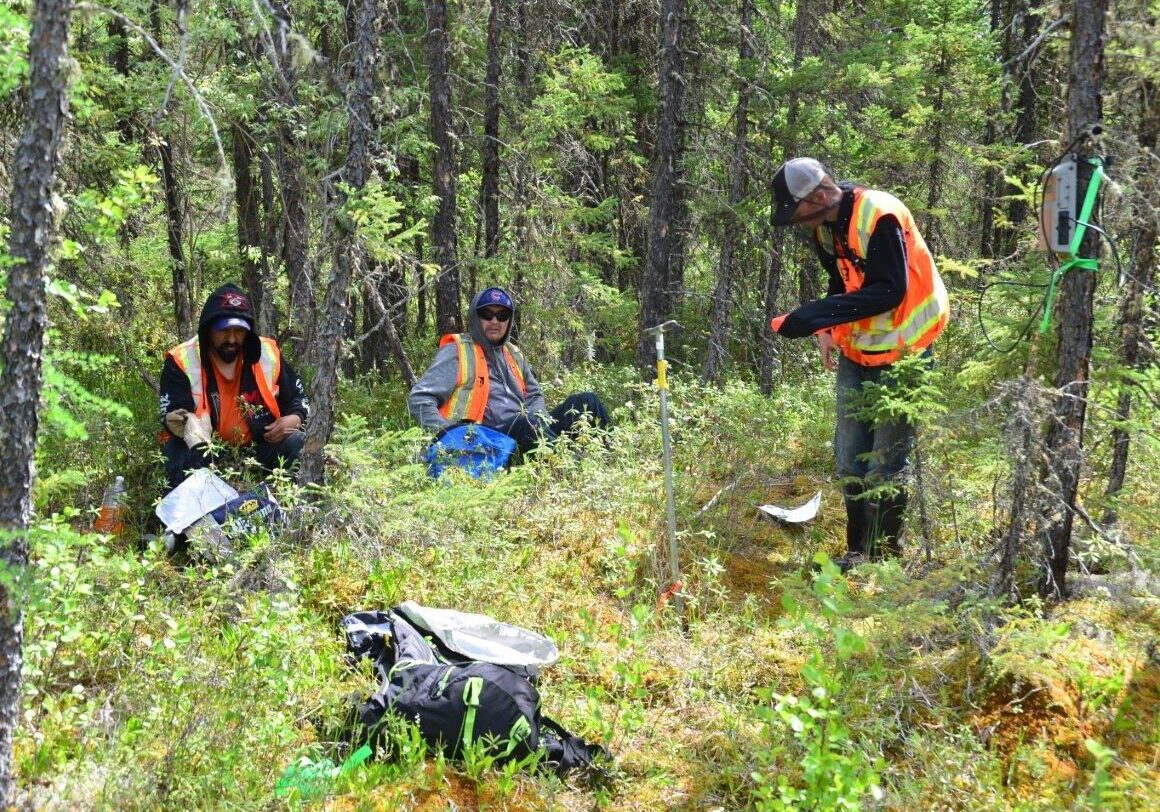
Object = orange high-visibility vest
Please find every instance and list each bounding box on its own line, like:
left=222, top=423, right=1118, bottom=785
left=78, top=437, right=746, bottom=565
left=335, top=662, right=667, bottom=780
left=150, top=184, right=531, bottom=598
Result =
left=815, top=188, right=949, bottom=367
left=166, top=336, right=283, bottom=420
left=437, top=333, right=528, bottom=423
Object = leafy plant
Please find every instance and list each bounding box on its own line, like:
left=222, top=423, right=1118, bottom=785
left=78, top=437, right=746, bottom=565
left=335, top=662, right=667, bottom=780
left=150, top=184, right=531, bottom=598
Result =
left=752, top=554, right=884, bottom=810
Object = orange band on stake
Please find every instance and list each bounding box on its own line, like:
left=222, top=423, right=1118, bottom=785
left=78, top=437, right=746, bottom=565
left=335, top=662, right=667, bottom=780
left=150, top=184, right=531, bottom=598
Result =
left=656, top=580, right=682, bottom=611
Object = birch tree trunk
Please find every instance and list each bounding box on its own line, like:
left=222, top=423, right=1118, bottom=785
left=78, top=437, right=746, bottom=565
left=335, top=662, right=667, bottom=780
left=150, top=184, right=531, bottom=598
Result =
left=0, top=0, right=73, bottom=799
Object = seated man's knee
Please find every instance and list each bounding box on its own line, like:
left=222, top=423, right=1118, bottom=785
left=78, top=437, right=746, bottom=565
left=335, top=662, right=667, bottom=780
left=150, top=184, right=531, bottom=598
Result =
left=257, top=431, right=305, bottom=471
left=163, top=436, right=209, bottom=490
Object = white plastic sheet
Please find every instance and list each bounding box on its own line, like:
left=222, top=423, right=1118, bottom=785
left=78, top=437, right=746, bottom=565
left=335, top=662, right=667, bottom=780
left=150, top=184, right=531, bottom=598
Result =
left=156, top=469, right=239, bottom=533
left=395, top=601, right=559, bottom=670
left=758, top=491, right=822, bottom=524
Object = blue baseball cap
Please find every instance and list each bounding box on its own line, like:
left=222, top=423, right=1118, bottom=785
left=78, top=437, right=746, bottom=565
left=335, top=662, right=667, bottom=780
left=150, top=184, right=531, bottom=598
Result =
left=476, top=287, right=514, bottom=311
left=211, top=316, right=251, bottom=331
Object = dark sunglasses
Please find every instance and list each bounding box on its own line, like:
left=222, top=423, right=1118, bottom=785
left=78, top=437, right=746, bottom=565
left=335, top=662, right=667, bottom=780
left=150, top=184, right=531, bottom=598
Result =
left=477, top=308, right=512, bottom=322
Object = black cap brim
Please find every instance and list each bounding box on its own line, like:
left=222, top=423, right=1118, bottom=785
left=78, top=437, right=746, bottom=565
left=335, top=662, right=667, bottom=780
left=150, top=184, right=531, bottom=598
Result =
left=771, top=167, right=799, bottom=226
left=772, top=200, right=801, bottom=226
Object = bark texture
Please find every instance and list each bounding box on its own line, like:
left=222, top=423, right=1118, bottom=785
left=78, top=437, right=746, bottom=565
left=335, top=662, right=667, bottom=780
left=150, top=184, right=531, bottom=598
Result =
left=233, top=120, right=274, bottom=336
left=1039, top=0, right=1107, bottom=597
left=637, top=0, right=686, bottom=368
left=704, top=0, right=753, bottom=384
left=0, top=0, right=73, bottom=799
left=481, top=0, right=502, bottom=258
left=426, top=0, right=462, bottom=335
left=271, top=2, right=315, bottom=358
left=1104, top=78, right=1158, bottom=522
left=300, top=0, right=380, bottom=486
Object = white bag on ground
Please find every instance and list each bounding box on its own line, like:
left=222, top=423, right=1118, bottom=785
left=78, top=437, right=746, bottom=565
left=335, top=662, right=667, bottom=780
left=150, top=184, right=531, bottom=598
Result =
left=394, top=601, right=559, bottom=672
left=156, top=469, right=239, bottom=534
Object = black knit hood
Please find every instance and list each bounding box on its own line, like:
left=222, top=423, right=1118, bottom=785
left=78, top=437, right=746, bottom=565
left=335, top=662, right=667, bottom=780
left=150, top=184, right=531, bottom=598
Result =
left=197, top=283, right=261, bottom=364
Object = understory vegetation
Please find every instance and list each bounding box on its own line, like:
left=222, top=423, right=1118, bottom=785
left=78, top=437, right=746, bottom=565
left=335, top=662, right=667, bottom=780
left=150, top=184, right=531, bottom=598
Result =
left=17, top=350, right=1160, bottom=810
left=3, top=0, right=1159, bottom=809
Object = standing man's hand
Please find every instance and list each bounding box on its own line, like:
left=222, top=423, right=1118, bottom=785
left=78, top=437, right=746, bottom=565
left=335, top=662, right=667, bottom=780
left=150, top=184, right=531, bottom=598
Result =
left=263, top=414, right=303, bottom=444
left=817, top=330, right=838, bottom=372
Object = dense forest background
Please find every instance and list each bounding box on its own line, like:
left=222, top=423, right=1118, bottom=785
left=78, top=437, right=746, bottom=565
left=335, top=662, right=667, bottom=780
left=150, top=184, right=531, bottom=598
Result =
left=1, top=0, right=1158, bottom=808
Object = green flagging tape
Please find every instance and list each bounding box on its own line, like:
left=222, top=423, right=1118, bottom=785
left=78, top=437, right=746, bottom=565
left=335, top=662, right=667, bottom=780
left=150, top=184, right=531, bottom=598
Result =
left=1041, top=158, right=1105, bottom=334
left=1040, top=258, right=1100, bottom=334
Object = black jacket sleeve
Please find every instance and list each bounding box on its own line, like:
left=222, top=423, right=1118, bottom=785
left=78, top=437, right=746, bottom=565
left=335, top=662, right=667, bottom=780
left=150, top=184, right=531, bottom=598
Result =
left=159, top=355, right=196, bottom=426
left=276, top=356, right=310, bottom=424
left=775, top=216, right=909, bottom=338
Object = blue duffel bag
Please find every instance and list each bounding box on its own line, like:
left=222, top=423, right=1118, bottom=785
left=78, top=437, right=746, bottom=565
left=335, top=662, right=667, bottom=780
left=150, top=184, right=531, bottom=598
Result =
left=423, top=422, right=517, bottom=479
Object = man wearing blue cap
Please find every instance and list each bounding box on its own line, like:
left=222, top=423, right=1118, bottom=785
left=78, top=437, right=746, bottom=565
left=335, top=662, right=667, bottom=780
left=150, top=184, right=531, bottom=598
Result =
left=158, top=283, right=310, bottom=490
left=408, top=286, right=610, bottom=453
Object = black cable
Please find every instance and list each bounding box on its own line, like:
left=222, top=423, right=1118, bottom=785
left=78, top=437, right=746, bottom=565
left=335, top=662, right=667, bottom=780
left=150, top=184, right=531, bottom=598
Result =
left=980, top=131, right=1115, bottom=353
left=977, top=277, right=1052, bottom=354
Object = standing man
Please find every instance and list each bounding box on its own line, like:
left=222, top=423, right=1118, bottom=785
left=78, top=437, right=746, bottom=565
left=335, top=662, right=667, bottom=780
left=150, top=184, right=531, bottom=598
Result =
left=408, top=286, right=611, bottom=453
left=159, top=283, right=309, bottom=490
left=769, top=158, right=949, bottom=571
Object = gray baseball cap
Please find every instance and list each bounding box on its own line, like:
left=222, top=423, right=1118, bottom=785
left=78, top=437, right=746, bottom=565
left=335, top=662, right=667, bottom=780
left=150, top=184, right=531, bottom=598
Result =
left=772, top=157, right=829, bottom=225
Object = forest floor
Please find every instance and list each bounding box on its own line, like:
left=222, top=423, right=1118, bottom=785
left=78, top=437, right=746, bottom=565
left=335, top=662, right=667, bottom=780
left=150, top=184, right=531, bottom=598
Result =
left=15, top=369, right=1160, bottom=810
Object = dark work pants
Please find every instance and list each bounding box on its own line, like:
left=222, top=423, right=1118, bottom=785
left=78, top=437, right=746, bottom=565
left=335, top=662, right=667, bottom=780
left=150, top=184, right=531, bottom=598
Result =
left=162, top=432, right=306, bottom=491
left=500, top=392, right=612, bottom=454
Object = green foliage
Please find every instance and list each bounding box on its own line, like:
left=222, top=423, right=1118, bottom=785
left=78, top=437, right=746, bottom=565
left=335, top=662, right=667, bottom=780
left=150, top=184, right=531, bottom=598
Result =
left=751, top=555, right=884, bottom=811
left=849, top=351, right=948, bottom=428
left=0, top=0, right=28, bottom=97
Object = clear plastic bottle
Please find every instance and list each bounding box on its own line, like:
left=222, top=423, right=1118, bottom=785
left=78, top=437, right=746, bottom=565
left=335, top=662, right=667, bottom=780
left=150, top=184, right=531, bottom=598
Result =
left=93, top=475, right=126, bottom=536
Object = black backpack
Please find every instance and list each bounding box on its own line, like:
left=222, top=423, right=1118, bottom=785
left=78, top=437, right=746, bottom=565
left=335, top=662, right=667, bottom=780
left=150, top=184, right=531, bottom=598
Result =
left=342, top=609, right=608, bottom=776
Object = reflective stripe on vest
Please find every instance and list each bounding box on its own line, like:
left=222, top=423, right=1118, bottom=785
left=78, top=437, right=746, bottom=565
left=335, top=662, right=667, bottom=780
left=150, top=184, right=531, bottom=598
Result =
left=818, top=188, right=949, bottom=367
left=437, top=334, right=528, bottom=424
left=166, top=336, right=283, bottom=420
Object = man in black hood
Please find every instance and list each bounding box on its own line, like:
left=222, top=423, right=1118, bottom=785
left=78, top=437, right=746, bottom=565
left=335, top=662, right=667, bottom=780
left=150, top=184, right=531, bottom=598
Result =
left=408, top=286, right=610, bottom=453
left=159, top=283, right=309, bottom=490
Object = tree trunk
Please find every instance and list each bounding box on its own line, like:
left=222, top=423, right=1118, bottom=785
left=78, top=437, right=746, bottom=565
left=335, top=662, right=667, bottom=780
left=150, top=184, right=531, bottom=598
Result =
left=426, top=0, right=462, bottom=335
left=0, top=0, right=73, bottom=800
left=637, top=0, right=686, bottom=369
left=481, top=0, right=502, bottom=258
left=149, top=1, right=193, bottom=337
left=704, top=0, right=753, bottom=384
left=300, top=0, right=380, bottom=487
left=1002, top=0, right=1042, bottom=254
left=1104, top=77, right=1158, bottom=523
left=233, top=120, right=273, bottom=336
left=1039, top=0, right=1107, bottom=597
left=923, top=53, right=948, bottom=256
left=759, top=232, right=785, bottom=394
left=364, top=277, right=417, bottom=388
left=760, top=0, right=812, bottom=392
left=978, top=0, right=1004, bottom=259
left=271, top=2, right=315, bottom=358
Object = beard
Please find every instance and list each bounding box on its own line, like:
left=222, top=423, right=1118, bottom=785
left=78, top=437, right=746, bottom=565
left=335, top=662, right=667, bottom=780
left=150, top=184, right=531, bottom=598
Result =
left=214, top=344, right=241, bottom=363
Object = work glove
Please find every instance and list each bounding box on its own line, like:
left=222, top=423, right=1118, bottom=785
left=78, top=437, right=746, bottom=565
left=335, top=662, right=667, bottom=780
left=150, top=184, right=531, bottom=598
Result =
left=182, top=411, right=213, bottom=449
left=164, top=409, right=189, bottom=437
left=770, top=313, right=788, bottom=334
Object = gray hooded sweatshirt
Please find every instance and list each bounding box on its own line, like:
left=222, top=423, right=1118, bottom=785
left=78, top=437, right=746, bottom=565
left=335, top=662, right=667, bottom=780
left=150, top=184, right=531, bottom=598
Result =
left=407, top=288, right=550, bottom=432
